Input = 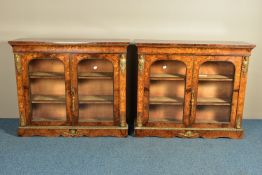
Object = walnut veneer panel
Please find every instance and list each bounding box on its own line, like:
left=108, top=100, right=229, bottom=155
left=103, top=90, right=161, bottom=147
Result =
left=9, top=39, right=129, bottom=137
left=135, top=40, right=255, bottom=139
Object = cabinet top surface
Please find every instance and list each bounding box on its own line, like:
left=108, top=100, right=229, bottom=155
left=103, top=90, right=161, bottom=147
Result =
left=135, top=40, right=256, bottom=49
left=9, top=38, right=130, bottom=46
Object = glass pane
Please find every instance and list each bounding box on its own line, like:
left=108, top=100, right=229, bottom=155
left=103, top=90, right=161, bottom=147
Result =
left=150, top=80, right=185, bottom=98
left=149, top=60, right=186, bottom=122
left=79, top=104, right=113, bottom=122
left=30, top=79, right=65, bottom=96
left=196, top=106, right=231, bottom=123
left=77, top=59, right=114, bottom=122
left=31, top=104, right=66, bottom=121
left=78, top=79, right=113, bottom=96
left=197, top=81, right=233, bottom=100
left=149, top=105, right=183, bottom=122
left=196, top=61, right=234, bottom=123
left=198, top=61, right=234, bottom=78
left=29, top=59, right=64, bottom=73
left=29, top=59, right=66, bottom=122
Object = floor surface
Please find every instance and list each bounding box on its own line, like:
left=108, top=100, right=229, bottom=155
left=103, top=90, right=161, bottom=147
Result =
left=0, top=119, right=261, bottom=175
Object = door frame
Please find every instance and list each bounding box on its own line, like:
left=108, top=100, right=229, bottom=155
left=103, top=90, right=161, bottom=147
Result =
left=22, top=53, right=71, bottom=126
left=70, top=53, right=123, bottom=126
left=137, top=54, right=194, bottom=128
left=190, top=56, right=242, bottom=128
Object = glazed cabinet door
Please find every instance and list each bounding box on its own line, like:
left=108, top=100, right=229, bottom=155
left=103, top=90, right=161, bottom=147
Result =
left=71, top=53, right=126, bottom=127
left=137, top=54, right=193, bottom=128
left=20, top=53, right=71, bottom=126
left=190, top=56, right=242, bottom=128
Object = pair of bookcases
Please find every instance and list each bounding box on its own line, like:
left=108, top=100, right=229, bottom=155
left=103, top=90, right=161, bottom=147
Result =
left=9, top=39, right=255, bottom=138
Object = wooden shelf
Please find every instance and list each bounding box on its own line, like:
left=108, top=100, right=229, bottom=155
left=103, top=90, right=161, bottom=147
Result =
left=31, top=95, right=66, bottom=103
left=29, top=72, right=64, bottom=79
left=30, top=72, right=113, bottom=79
left=150, top=73, right=185, bottom=80
left=148, top=118, right=180, bottom=122
left=79, top=95, right=113, bottom=104
left=197, top=97, right=231, bottom=106
left=150, top=96, right=183, bottom=105
left=32, top=117, right=65, bottom=122
left=78, top=72, right=113, bottom=79
left=198, top=74, right=233, bottom=81
left=78, top=118, right=113, bottom=122
left=32, top=95, right=113, bottom=104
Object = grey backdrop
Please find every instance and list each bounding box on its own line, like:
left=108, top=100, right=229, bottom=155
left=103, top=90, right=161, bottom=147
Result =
left=0, top=0, right=261, bottom=118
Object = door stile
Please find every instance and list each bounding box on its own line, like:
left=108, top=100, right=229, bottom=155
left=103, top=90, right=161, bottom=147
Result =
left=190, top=59, right=200, bottom=126
left=183, top=58, right=194, bottom=127
left=65, top=54, right=73, bottom=126
left=70, top=55, right=79, bottom=126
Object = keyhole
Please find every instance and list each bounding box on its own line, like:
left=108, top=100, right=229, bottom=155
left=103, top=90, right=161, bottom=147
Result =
left=93, top=65, right=98, bottom=70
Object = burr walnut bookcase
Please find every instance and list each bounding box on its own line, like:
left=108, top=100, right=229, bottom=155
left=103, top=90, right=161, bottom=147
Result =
left=9, top=39, right=129, bottom=137
left=135, top=40, right=255, bottom=139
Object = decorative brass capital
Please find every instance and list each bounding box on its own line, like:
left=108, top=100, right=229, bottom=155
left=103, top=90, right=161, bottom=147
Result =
left=236, top=115, right=241, bottom=129
left=120, top=54, right=126, bottom=73
left=120, top=121, right=126, bottom=127
left=64, top=129, right=78, bottom=136
left=14, top=54, right=22, bottom=75
left=69, top=129, right=77, bottom=135
left=120, top=112, right=126, bottom=127
left=137, top=112, right=143, bottom=127
left=19, top=112, right=26, bottom=126
left=242, top=56, right=249, bottom=75
left=138, top=55, right=145, bottom=73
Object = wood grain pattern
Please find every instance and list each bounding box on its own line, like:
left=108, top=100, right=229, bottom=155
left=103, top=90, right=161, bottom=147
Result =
left=135, top=127, right=243, bottom=139
left=135, top=40, right=255, bottom=138
left=9, top=39, right=255, bottom=138
left=119, top=54, right=127, bottom=127
left=9, top=39, right=128, bottom=137
left=236, top=57, right=250, bottom=129
left=18, top=126, right=128, bottom=137
left=135, top=40, right=255, bottom=48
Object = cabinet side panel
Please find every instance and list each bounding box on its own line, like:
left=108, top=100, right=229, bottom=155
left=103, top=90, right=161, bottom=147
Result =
left=13, top=53, right=27, bottom=126
left=119, top=54, right=127, bottom=127
left=236, top=57, right=249, bottom=128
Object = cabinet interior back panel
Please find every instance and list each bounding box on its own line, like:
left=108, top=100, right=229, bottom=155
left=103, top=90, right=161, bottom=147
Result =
left=150, top=60, right=186, bottom=75
left=29, top=59, right=65, bottom=73
left=199, top=61, right=234, bottom=76
left=197, top=81, right=233, bottom=99
left=149, top=105, right=183, bottom=122
left=78, top=79, right=113, bottom=96
left=150, top=80, right=185, bottom=98
left=32, top=103, right=66, bottom=121
left=78, top=59, right=113, bottom=73
left=30, top=79, right=66, bottom=96
left=195, top=105, right=231, bottom=123
left=79, top=104, right=113, bottom=122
